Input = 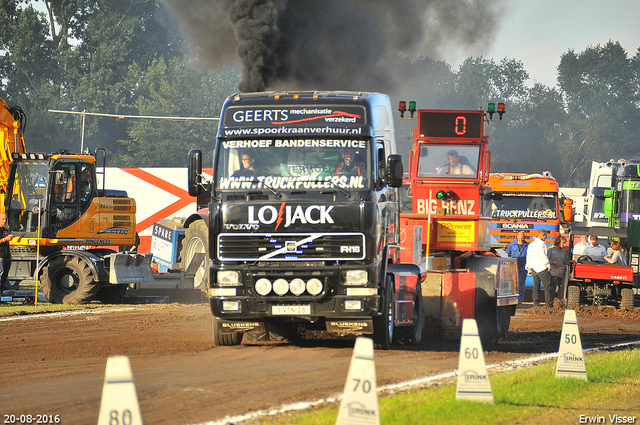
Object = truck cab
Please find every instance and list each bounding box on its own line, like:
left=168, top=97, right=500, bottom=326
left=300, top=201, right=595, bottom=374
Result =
left=189, top=91, right=422, bottom=349
left=398, top=105, right=518, bottom=340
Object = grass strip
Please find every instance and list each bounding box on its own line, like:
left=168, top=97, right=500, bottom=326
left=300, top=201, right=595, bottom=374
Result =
left=253, top=347, right=640, bottom=425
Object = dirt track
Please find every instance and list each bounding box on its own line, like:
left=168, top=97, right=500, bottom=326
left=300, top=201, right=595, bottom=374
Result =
left=1, top=300, right=640, bottom=425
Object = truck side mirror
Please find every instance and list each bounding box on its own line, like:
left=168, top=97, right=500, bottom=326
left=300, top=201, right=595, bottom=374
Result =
left=604, top=197, right=613, bottom=218
left=387, top=154, right=403, bottom=188
left=188, top=149, right=203, bottom=197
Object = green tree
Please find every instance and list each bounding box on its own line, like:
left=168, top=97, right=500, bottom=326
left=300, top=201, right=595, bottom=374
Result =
left=452, top=57, right=528, bottom=110
left=113, top=58, right=238, bottom=167
left=491, top=83, right=567, bottom=178
left=557, top=41, right=640, bottom=183
left=2, top=0, right=204, bottom=164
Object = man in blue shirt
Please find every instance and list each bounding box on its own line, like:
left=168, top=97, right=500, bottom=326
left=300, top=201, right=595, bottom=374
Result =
left=506, top=231, right=529, bottom=304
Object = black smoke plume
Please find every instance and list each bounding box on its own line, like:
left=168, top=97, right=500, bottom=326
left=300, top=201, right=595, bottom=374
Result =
left=163, top=0, right=507, bottom=93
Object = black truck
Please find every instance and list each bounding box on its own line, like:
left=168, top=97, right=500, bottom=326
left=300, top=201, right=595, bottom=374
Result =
left=187, top=91, right=424, bottom=349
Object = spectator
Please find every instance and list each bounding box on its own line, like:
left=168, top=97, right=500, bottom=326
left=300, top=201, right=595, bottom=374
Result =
left=547, top=236, right=568, bottom=300
left=583, top=235, right=607, bottom=257
left=0, top=212, right=14, bottom=291
left=604, top=241, right=628, bottom=266
left=506, top=231, right=529, bottom=304
left=525, top=229, right=552, bottom=308
left=572, top=235, right=589, bottom=256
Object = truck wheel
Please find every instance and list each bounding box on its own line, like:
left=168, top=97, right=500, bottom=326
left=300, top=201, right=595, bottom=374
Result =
left=180, top=220, right=210, bottom=297
left=243, top=330, right=269, bottom=342
left=94, top=285, right=128, bottom=304
left=372, top=276, right=395, bottom=350
left=620, top=287, right=634, bottom=310
left=566, top=285, right=581, bottom=310
left=268, top=320, right=296, bottom=342
left=40, top=256, right=99, bottom=304
left=393, top=280, right=424, bottom=345
left=212, top=316, right=241, bottom=346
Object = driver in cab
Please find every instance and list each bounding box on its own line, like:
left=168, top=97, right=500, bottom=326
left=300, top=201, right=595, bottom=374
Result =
left=335, top=147, right=363, bottom=176
left=438, top=149, right=474, bottom=175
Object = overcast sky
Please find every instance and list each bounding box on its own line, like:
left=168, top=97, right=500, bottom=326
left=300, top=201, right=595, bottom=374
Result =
left=471, top=0, right=640, bottom=87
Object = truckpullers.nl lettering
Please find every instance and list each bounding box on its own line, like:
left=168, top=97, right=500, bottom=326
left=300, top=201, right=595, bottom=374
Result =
left=416, top=198, right=476, bottom=215
left=248, top=204, right=334, bottom=230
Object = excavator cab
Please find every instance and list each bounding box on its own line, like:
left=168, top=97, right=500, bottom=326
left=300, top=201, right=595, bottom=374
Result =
left=5, top=152, right=131, bottom=244
left=49, top=160, right=95, bottom=233
left=5, top=155, right=48, bottom=235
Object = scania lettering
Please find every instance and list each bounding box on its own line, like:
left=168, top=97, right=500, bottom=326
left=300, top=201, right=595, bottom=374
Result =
left=188, top=91, right=424, bottom=349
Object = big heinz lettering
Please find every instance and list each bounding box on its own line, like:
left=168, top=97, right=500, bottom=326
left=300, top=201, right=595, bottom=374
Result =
left=248, top=203, right=334, bottom=231
left=416, top=198, right=477, bottom=215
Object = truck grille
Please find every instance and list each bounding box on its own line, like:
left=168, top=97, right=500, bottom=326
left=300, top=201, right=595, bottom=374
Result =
left=217, top=232, right=366, bottom=261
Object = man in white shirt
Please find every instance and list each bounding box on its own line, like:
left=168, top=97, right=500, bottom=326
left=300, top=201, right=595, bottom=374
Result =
left=572, top=235, right=589, bottom=256
left=583, top=235, right=607, bottom=257
left=437, top=150, right=474, bottom=175
left=525, top=229, right=552, bottom=308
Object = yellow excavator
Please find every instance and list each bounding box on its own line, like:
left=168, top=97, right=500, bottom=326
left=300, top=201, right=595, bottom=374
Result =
left=1, top=96, right=152, bottom=304
left=0, top=96, right=27, bottom=204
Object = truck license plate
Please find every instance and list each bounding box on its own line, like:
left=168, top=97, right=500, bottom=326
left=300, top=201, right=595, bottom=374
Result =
left=272, top=305, right=311, bottom=315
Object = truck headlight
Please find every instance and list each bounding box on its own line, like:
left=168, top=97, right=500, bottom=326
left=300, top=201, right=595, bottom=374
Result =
left=273, top=278, right=289, bottom=296
left=290, top=278, right=306, bottom=296
left=345, top=270, right=368, bottom=285
left=217, top=271, right=240, bottom=286
left=306, top=278, right=323, bottom=296
left=255, top=278, right=272, bottom=296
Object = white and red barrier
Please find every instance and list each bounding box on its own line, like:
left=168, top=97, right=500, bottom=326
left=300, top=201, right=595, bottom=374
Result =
left=98, top=168, right=212, bottom=253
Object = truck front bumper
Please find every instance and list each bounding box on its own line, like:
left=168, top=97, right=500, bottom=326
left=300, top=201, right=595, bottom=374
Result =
left=209, top=294, right=380, bottom=321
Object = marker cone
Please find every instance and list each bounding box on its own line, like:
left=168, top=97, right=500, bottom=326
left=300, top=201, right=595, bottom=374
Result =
left=97, top=355, right=144, bottom=424
left=336, top=337, right=380, bottom=425
left=455, top=318, right=493, bottom=403
left=556, top=309, right=587, bottom=380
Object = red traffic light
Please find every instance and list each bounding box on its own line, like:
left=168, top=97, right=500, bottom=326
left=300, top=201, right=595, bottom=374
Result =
left=497, top=102, right=505, bottom=119
left=399, top=101, right=407, bottom=117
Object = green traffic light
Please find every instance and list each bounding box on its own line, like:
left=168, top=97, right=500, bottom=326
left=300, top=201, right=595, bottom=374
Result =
left=436, top=190, right=446, bottom=200
left=488, top=102, right=496, bottom=112
left=408, top=101, right=417, bottom=111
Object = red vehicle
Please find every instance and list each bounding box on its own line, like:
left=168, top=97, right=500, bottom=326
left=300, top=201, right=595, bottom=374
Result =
left=566, top=228, right=635, bottom=309
left=397, top=103, right=518, bottom=340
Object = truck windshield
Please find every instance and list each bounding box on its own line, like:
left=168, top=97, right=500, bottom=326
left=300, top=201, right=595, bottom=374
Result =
left=216, top=138, right=370, bottom=191
left=7, top=160, right=49, bottom=233
left=417, top=144, right=480, bottom=178
left=485, top=193, right=558, bottom=220
left=622, top=189, right=640, bottom=220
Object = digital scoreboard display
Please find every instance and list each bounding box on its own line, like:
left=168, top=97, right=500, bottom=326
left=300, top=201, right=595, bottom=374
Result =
left=418, top=111, right=484, bottom=139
